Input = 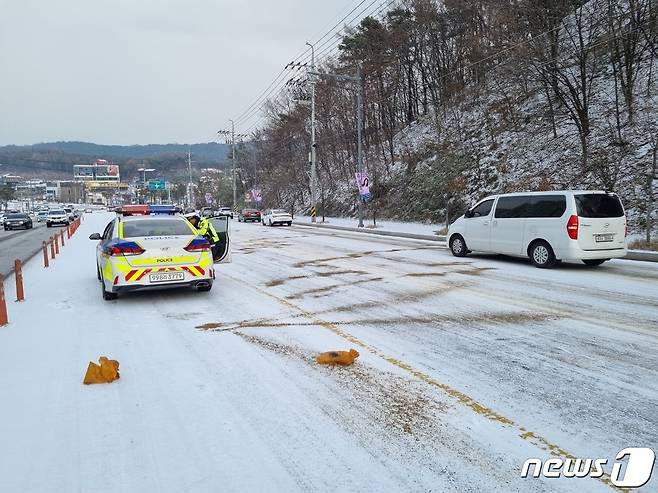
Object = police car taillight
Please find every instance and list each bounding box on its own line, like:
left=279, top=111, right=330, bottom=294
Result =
left=106, top=241, right=145, bottom=256
left=185, top=237, right=211, bottom=252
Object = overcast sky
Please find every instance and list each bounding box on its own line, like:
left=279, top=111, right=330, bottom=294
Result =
left=0, top=0, right=360, bottom=146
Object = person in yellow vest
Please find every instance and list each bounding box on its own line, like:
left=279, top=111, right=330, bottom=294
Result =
left=186, top=213, right=221, bottom=261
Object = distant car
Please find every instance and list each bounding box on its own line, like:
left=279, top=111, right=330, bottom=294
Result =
left=217, top=207, right=234, bottom=219
left=262, top=209, right=292, bottom=226
left=447, top=190, right=627, bottom=268
left=238, top=208, right=261, bottom=223
left=37, top=211, right=49, bottom=222
left=89, top=214, right=216, bottom=300
left=46, top=209, right=70, bottom=227
left=63, top=207, right=75, bottom=221
left=201, top=207, right=214, bottom=218
left=85, top=208, right=93, bottom=213
left=4, top=212, right=33, bottom=230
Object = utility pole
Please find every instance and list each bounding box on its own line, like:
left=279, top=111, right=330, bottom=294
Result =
left=230, top=119, right=236, bottom=210
left=218, top=126, right=249, bottom=210
left=308, top=66, right=365, bottom=227
left=356, top=65, right=364, bottom=228
left=187, top=150, right=194, bottom=208
left=306, top=42, right=317, bottom=223
left=648, top=140, right=657, bottom=244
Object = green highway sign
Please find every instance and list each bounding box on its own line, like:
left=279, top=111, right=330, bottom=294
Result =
left=148, top=179, right=166, bottom=191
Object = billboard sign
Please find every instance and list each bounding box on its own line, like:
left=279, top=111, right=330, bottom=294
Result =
left=74, top=163, right=121, bottom=182
left=251, top=188, right=262, bottom=203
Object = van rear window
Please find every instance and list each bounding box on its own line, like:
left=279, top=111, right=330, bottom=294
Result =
left=122, top=219, right=192, bottom=238
left=575, top=194, right=624, bottom=218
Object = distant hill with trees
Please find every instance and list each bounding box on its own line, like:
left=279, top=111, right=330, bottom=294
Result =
left=0, top=141, right=231, bottom=180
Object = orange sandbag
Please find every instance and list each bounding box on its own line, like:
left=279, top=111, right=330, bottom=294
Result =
left=316, top=349, right=360, bottom=366
left=83, top=356, right=120, bottom=385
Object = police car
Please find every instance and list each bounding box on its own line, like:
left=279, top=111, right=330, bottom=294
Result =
left=89, top=205, right=224, bottom=300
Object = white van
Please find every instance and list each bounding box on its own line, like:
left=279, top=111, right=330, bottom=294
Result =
left=447, top=191, right=627, bottom=268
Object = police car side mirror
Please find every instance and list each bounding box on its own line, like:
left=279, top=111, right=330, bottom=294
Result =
left=89, top=233, right=102, bottom=240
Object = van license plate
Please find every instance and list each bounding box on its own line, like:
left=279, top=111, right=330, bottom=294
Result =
left=595, top=234, right=614, bottom=242
left=149, top=272, right=185, bottom=283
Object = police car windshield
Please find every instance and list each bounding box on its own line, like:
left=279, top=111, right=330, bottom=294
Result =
left=123, top=219, right=192, bottom=238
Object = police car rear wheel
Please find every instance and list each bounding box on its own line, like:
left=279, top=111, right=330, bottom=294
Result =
left=101, top=280, right=117, bottom=300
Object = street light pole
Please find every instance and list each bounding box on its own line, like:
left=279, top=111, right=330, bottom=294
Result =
left=306, top=42, right=317, bottom=223
left=137, top=167, right=155, bottom=204
left=308, top=67, right=364, bottom=227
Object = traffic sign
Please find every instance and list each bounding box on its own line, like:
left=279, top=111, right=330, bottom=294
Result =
left=148, top=179, right=166, bottom=191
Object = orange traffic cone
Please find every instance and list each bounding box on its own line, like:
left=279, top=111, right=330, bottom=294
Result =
left=316, top=349, right=360, bottom=366
left=83, top=356, right=120, bottom=384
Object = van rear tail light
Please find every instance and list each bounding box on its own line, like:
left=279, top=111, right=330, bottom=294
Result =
left=567, top=215, right=579, bottom=240
left=185, top=237, right=211, bottom=252
left=106, top=241, right=145, bottom=256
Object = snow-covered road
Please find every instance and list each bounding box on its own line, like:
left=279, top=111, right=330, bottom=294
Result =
left=1, top=212, right=656, bottom=492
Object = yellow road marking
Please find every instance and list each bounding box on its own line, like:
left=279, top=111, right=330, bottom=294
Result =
left=225, top=272, right=624, bottom=491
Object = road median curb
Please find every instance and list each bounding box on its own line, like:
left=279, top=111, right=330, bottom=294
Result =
left=294, top=222, right=658, bottom=263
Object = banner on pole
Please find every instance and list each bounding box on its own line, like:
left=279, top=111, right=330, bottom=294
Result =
left=251, top=188, right=262, bottom=203
left=355, top=172, right=371, bottom=202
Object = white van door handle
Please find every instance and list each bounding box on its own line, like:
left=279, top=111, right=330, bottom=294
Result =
left=492, top=220, right=497, bottom=227
left=482, top=220, right=489, bottom=226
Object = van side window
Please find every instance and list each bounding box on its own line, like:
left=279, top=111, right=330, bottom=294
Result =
left=471, top=199, right=494, bottom=217
left=494, top=196, right=531, bottom=218
left=528, top=195, right=567, bottom=218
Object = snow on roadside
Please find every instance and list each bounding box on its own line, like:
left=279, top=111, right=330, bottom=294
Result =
left=294, top=215, right=444, bottom=236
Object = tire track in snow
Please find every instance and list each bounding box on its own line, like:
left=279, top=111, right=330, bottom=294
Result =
left=222, top=271, right=625, bottom=492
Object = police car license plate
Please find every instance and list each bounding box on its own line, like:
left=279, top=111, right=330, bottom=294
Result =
left=595, top=234, right=614, bottom=242
left=149, top=272, right=185, bottom=283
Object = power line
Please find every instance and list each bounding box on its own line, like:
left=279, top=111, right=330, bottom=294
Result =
left=233, top=0, right=400, bottom=135
left=230, top=0, right=371, bottom=127
left=231, top=0, right=394, bottom=130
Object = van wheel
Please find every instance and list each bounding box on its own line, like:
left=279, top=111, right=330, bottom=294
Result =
left=449, top=235, right=468, bottom=257
left=529, top=241, right=556, bottom=268
left=582, top=259, right=607, bottom=267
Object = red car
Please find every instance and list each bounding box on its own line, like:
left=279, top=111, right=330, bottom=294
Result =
left=238, top=209, right=261, bottom=222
